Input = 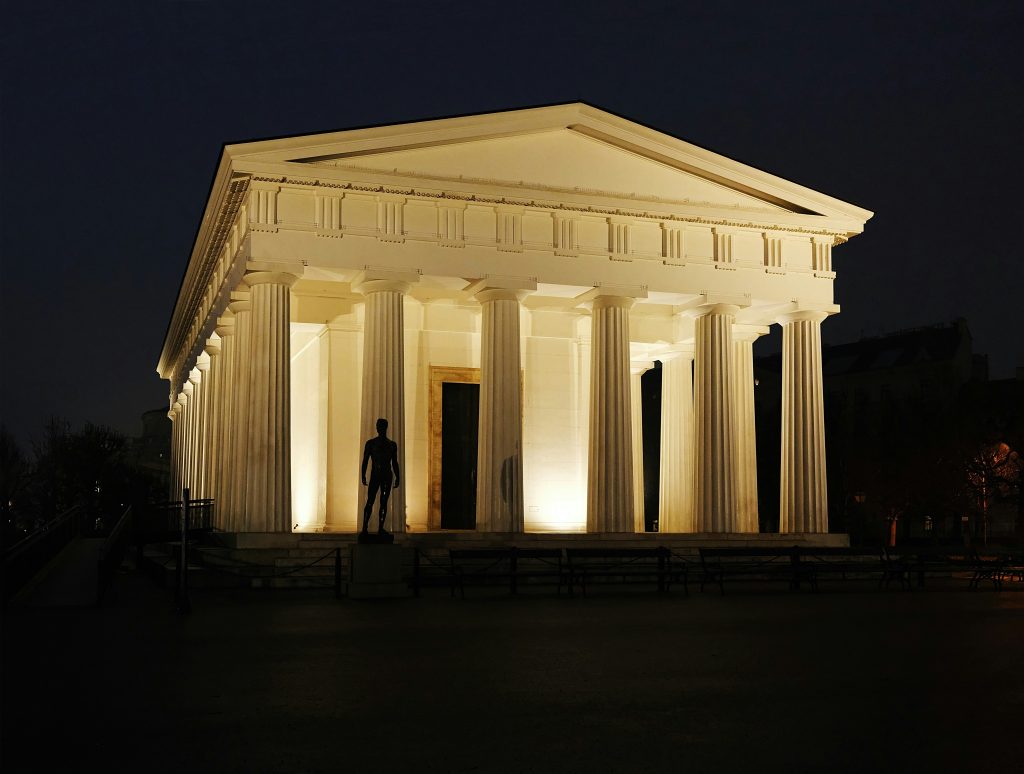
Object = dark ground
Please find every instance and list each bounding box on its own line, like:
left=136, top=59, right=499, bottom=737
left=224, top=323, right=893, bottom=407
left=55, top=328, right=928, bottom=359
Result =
left=3, top=572, right=1022, bottom=773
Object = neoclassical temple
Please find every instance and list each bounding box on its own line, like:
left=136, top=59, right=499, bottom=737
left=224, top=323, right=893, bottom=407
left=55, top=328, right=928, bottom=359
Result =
left=157, top=104, right=871, bottom=535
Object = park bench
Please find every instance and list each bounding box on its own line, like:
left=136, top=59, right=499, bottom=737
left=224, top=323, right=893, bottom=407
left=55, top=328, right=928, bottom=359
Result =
left=448, top=547, right=565, bottom=597
left=797, top=546, right=887, bottom=587
left=698, top=546, right=816, bottom=594
left=881, top=546, right=982, bottom=590
left=564, top=547, right=682, bottom=596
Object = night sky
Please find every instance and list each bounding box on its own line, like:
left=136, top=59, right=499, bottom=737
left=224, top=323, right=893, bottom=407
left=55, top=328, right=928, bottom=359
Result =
left=2, top=0, right=1021, bottom=445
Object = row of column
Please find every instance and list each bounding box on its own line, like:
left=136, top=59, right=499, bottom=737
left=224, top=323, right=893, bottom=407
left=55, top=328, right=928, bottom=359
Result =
left=169, top=264, right=829, bottom=534
left=655, top=306, right=828, bottom=533
left=168, top=266, right=300, bottom=532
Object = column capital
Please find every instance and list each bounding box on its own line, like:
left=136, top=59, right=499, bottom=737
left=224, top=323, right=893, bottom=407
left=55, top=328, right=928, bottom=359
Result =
left=733, top=324, right=771, bottom=343
left=630, top=360, right=654, bottom=375
left=657, top=343, right=696, bottom=362
left=215, top=314, right=235, bottom=338
left=228, top=290, right=251, bottom=314
left=576, top=284, right=647, bottom=310
left=777, top=310, right=830, bottom=325
left=466, top=275, right=537, bottom=304
left=244, top=260, right=302, bottom=287
left=691, top=302, right=740, bottom=318
left=183, top=381, right=195, bottom=396
left=204, top=339, right=222, bottom=358
left=353, top=267, right=420, bottom=296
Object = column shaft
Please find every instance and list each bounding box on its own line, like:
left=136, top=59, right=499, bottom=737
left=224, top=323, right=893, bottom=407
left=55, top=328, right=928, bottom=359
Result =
left=630, top=370, right=646, bottom=533
left=195, top=361, right=210, bottom=500
left=213, top=318, right=235, bottom=529
left=693, top=305, right=738, bottom=532
left=475, top=290, right=525, bottom=532
left=169, top=406, right=181, bottom=499
left=359, top=284, right=408, bottom=532
left=659, top=353, right=696, bottom=532
left=203, top=346, right=221, bottom=521
left=244, top=275, right=296, bottom=532
left=227, top=295, right=252, bottom=531
left=780, top=312, right=829, bottom=532
left=183, top=381, right=196, bottom=496
left=733, top=333, right=760, bottom=533
left=587, top=296, right=635, bottom=533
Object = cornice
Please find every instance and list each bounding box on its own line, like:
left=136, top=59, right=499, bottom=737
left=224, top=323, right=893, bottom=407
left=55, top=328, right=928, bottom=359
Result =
left=158, top=174, right=250, bottom=378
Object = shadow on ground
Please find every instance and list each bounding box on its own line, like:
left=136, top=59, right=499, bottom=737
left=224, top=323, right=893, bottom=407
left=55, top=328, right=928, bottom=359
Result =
left=3, top=571, right=1023, bottom=773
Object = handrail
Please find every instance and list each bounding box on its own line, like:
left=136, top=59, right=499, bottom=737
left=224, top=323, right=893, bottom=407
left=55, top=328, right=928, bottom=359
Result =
left=97, top=505, right=134, bottom=605
left=1, top=505, right=84, bottom=604
left=2, top=505, right=83, bottom=560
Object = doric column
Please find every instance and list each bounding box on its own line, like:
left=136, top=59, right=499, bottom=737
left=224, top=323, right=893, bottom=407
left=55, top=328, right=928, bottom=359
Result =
left=630, top=364, right=649, bottom=533
left=168, top=401, right=181, bottom=499
left=183, top=377, right=197, bottom=495
left=226, top=290, right=252, bottom=532
left=659, top=348, right=696, bottom=533
left=173, top=393, right=186, bottom=498
left=583, top=287, right=644, bottom=533
left=355, top=270, right=418, bottom=534
left=202, top=339, right=222, bottom=521
left=212, top=315, right=235, bottom=529
left=733, top=325, right=768, bottom=533
left=693, top=304, right=738, bottom=532
left=779, top=311, right=830, bottom=533
left=243, top=268, right=301, bottom=533
left=195, top=354, right=211, bottom=500
left=469, top=277, right=535, bottom=532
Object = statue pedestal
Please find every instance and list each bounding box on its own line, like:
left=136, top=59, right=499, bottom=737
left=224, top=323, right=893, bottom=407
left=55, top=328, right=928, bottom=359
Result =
left=348, top=543, right=409, bottom=598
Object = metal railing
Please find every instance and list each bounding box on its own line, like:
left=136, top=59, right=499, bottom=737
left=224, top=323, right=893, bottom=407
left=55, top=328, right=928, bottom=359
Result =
left=96, top=505, right=133, bottom=605
left=1, top=505, right=84, bottom=605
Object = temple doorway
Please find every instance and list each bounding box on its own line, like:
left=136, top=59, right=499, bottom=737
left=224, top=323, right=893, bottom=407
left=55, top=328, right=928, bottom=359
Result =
left=428, top=366, right=481, bottom=529
left=440, top=382, right=479, bottom=529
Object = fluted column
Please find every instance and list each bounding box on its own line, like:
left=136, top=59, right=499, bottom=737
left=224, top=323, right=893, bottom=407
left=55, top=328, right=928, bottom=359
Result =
left=183, top=378, right=197, bottom=495
left=226, top=290, right=252, bottom=532
left=630, top=366, right=648, bottom=532
left=659, top=349, right=696, bottom=532
left=168, top=402, right=181, bottom=499
left=693, top=304, right=738, bottom=532
left=212, top=315, right=235, bottom=529
left=173, top=393, right=186, bottom=498
left=202, top=340, right=222, bottom=521
left=733, top=326, right=767, bottom=533
left=586, top=293, right=636, bottom=533
left=195, top=355, right=211, bottom=500
left=471, top=278, right=534, bottom=532
left=244, top=270, right=300, bottom=533
left=779, top=311, right=829, bottom=533
left=356, top=271, right=417, bottom=533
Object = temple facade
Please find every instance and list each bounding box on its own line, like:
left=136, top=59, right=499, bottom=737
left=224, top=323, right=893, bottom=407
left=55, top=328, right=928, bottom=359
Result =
left=156, top=104, right=871, bottom=534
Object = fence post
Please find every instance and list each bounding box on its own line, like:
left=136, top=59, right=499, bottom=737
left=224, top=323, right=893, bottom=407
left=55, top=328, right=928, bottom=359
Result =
left=334, top=547, right=342, bottom=599
left=413, top=548, right=421, bottom=598
left=177, top=488, right=191, bottom=614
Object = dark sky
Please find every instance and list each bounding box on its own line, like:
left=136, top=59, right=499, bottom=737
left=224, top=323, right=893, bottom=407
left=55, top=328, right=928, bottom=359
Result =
left=1, top=0, right=1021, bottom=444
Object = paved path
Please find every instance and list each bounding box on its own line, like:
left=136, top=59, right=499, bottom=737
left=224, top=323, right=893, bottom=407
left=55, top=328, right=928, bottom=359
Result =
left=12, top=537, right=105, bottom=606
left=3, top=573, right=1023, bottom=773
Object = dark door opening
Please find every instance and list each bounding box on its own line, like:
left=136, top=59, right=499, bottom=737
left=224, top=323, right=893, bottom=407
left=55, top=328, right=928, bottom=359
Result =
left=440, top=381, right=479, bottom=529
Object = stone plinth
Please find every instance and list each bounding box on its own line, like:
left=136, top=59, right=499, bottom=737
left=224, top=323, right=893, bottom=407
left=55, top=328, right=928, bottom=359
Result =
left=348, top=544, right=409, bottom=598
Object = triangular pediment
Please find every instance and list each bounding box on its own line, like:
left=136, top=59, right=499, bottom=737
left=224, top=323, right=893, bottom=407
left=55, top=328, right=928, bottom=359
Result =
left=302, top=129, right=787, bottom=212
left=226, top=103, right=873, bottom=223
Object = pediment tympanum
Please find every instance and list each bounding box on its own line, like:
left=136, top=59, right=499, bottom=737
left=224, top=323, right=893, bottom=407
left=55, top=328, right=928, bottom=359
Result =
left=302, top=129, right=788, bottom=214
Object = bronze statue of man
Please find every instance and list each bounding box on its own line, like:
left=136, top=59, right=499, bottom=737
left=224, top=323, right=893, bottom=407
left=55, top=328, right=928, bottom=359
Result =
left=360, top=417, right=401, bottom=535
